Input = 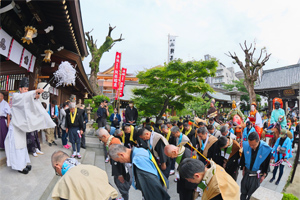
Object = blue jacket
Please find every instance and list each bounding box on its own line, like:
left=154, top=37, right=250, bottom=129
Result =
left=243, top=127, right=256, bottom=141
left=272, top=137, right=292, bottom=161
left=270, top=108, right=287, bottom=128
left=48, top=104, right=58, bottom=117
left=131, top=147, right=167, bottom=189
left=110, top=113, right=121, bottom=123
left=243, top=140, right=272, bottom=172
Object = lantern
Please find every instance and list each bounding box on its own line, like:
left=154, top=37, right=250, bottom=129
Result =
left=84, top=92, right=88, bottom=99
left=21, top=26, right=37, bottom=45
left=43, top=49, right=53, bottom=63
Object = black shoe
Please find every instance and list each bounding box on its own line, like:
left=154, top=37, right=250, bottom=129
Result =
left=48, top=142, right=52, bottom=146
left=18, top=168, right=29, bottom=174
left=26, top=165, right=32, bottom=171
left=269, top=178, right=275, bottom=183
left=52, top=141, right=57, bottom=146
left=275, top=180, right=280, bottom=185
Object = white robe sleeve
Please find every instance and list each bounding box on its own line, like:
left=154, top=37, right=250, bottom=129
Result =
left=11, top=91, right=56, bottom=149
left=255, top=112, right=263, bottom=128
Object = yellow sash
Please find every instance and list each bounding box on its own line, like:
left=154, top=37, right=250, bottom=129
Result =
left=185, top=126, right=192, bottom=136
left=149, top=151, right=167, bottom=189
left=121, top=131, right=125, bottom=144
left=165, top=129, right=171, bottom=141
left=70, top=108, right=77, bottom=124
left=180, top=127, right=184, bottom=133
left=129, top=125, right=135, bottom=143
left=150, top=126, right=154, bottom=131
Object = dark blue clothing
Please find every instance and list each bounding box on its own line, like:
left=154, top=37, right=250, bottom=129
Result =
left=69, top=127, right=80, bottom=153
left=61, top=129, right=68, bottom=146
left=97, top=107, right=107, bottom=118
left=110, top=113, right=121, bottom=127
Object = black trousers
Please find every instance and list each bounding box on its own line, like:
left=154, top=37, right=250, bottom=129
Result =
left=80, top=133, right=86, bottom=148
left=97, top=118, right=107, bottom=128
left=272, top=164, right=284, bottom=182
left=241, top=170, right=260, bottom=200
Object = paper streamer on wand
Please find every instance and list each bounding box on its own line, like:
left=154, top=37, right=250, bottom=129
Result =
left=53, top=61, right=76, bottom=87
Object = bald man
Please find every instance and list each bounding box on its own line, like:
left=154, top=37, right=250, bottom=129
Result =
left=51, top=150, right=118, bottom=200
left=164, top=145, right=197, bottom=200
left=98, top=128, right=131, bottom=200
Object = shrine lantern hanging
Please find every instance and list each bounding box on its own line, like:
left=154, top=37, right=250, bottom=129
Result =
left=21, top=26, right=37, bottom=45
left=43, top=49, right=53, bottom=63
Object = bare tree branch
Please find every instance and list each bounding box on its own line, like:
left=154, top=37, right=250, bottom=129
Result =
left=113, top=34, right=125, bottom=42
left=108, top=24, right=116, bottom=37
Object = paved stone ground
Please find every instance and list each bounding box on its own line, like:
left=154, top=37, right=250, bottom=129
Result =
left=0, top=134, right=298, bottom=200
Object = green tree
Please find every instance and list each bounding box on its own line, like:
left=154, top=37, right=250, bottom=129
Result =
left=223, top=79, right=262, bottom=109
left=133, top=59, right=218, bottom=122
left=185, top=97, right=219, bottom=116
left=85, top=25, right=124, bottom=95
left=223, top=79, right=249, bottom=102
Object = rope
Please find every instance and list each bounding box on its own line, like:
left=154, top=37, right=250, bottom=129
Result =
left=270, top=159, right=292, bottom=168
left=185, top=142, right=210, bottom=164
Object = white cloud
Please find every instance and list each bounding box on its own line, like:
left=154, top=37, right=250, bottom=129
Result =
left=81, top=0, right=300, bottom=75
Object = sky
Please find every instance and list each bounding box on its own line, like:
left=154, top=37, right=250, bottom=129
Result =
left=80, top=0, right=300, bottom=75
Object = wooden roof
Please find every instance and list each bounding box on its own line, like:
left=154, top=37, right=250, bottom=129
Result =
left=0, top=0, right=88, bottom=58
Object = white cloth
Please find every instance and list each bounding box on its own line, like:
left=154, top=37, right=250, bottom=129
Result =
left=4, top=91, right=55, bottom=171
left=246, top=112, right=263, bottom=128
left=5, top=125, right=30, bottom=170
left=9, top=91, right=56, bottom=149
left=0, top=99, right=10, bottom=117
left=0, top=28, right=12, bottom=57
left=0, top=99, right=11, bottom=125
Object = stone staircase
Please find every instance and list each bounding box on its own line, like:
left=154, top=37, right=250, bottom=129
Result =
left=0, top=130, right=105, bottom=200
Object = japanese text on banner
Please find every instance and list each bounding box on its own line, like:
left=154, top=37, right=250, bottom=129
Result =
left=119, top=68, right=127, bottom=97
left=112, top=52, right=121, bottom=89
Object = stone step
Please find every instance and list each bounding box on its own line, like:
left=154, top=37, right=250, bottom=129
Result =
left=85, top=136, right=101, bottom=148
left=0, top=137, right=89, bottom=200
left=81, top=150, right=95, bottom=165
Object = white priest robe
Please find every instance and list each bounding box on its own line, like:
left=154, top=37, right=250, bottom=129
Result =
left=5, top=91, right=55, bottom=171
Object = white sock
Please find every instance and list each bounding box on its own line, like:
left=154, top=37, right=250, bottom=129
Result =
left=73, top=151, right=76, bottom=155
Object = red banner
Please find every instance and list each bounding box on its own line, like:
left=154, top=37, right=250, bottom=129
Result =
left=115, top=87, right=119, bottom=100
left=112, top=52, right=121, bottom=89
left=119, top=68, right=127, bottom=97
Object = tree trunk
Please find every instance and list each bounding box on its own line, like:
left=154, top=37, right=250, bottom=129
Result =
left=246, top=81, right=256, bottom=104
left=89, top=69, right=101, bottom=95
left=156, top=98, right=170, bottom=123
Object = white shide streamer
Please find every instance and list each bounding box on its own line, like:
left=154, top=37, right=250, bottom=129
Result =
left=53, top=61, right=76, bottom=87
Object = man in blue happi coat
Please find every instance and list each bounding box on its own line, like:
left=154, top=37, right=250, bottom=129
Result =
left=240, top=132, right=272, bottom=200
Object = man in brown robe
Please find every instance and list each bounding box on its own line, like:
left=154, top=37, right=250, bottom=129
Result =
left=51, top=150, right=118, bottom=200
left=209, top=136, right=241, bottom=180
left=196, top=127, right=218, bottom=164
left=179, top=158, right=240, bottom=200
left=207, top=99, right=222, bottom=124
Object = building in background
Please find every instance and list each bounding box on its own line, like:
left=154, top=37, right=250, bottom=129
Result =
left=97, top=65, right=138, bottom=100
left=204, top=54, right=239, bottom=88
left=255, top=64, right=300, bottom=113
left=0, top=0, right=94, bottom=105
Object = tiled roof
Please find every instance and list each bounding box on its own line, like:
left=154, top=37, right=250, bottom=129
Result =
left=207, top=91, right=232, bottom=102
left=254, top=64, right=300, bottom=90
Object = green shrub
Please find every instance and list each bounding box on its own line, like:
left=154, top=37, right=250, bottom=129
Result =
left=169, top=116, right=179, bottom=122
left=92, top=122, right=98, bottom=130
left=282, top=193, right=299, bottom=200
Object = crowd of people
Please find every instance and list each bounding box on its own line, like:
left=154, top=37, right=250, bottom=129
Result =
left=0, top=79, right=299, bottom=200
